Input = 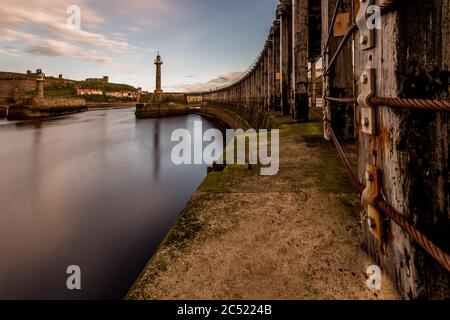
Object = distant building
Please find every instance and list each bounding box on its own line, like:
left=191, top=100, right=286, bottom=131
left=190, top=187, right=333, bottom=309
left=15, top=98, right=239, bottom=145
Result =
left=76, top=87, right=103, bottom=95
left=85, top=76, right=109, bottom=85
left=105, top=91, right=139, bottom=99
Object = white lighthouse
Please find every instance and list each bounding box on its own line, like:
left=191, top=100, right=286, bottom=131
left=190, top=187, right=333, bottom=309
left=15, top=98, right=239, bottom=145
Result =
left=154, top=52, right=163, bottom=94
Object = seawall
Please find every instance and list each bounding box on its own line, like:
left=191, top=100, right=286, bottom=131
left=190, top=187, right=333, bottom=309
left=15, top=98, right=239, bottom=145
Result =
left=136, top=102, right=287, bottom=130
left=7, top=97, right=87, bottom=120
left=87, top=102, right=136, bottom=109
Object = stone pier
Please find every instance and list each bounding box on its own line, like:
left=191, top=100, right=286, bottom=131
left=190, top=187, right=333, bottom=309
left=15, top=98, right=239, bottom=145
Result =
left=140, top=0, right=450, bottom=299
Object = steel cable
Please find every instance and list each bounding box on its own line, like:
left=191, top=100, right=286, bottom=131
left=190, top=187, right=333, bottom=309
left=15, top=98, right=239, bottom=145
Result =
left=370, top=97, right=450, bottom=112
left=327, top=119, right=450, bottom=273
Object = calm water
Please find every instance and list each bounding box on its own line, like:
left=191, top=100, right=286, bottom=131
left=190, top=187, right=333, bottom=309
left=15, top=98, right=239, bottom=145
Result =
left=0, top=108, right=217, bottom=300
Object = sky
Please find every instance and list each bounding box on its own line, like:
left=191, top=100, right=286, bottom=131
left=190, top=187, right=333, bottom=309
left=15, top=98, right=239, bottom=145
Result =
left=0, top=0, right=279, bottom=92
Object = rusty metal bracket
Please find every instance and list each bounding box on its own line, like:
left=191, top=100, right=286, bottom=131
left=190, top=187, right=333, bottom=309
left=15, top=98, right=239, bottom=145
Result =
left=356, top=0, right=375, bottom=50
left=362, top=164, right=383, bottom=244
left=358, top=68, right=376, bottom=135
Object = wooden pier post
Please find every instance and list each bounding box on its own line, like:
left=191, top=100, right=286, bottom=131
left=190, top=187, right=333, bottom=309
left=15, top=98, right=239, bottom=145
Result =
left=355, top=0, right=450, bottom=299
left=292, top=0, right=309, bottom=122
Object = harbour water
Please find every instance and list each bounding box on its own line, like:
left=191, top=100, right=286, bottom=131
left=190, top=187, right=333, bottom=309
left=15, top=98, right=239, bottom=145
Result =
left=0, top=108, right=216, bottom=299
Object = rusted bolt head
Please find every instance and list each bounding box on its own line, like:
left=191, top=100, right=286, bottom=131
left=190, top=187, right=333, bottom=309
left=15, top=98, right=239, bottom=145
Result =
left=365, top=171, right=374, bottom=181
left=363, top=117, right=370, bottom=127
left=360, top=36, right=368, bottom=45
left=361, top=74, right=369, bottom=84
left=368, top=217, right=377, bottom=229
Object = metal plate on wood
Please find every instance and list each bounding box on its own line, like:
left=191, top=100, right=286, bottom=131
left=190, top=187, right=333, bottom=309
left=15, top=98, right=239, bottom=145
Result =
left=356, top=0, right=375, bottom=50
left=362, top=165, right=382, bottom=244
left=275, top=72, right=281, bottom=80
left=333, top=13, right=351, bottom=37
left=361, top=107, right=375, bottom=135
left=358, top=68, right=376, bottom=135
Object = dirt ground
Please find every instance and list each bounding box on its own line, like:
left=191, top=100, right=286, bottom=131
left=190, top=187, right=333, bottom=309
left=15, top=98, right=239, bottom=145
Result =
left=127, top=115, right=400, bottom=300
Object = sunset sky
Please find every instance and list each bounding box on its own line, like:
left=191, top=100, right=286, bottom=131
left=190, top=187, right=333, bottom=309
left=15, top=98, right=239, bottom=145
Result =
left=0, top=0, right=278, bottom=92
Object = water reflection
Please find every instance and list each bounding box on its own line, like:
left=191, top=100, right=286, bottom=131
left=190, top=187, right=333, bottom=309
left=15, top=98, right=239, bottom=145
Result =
left=153, top=119, right=160, bottom=179
left=0, top=108, right=216, bottom=300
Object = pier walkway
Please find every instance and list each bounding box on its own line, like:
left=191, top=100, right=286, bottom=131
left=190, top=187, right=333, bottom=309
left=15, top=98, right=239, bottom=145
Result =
left=127, top=113, right=399, bottom=300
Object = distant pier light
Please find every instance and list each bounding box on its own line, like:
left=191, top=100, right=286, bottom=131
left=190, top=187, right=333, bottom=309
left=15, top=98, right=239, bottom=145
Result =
left=36, top=69, right=45, bottom=98
left=154, top=52, right=163, bottom=94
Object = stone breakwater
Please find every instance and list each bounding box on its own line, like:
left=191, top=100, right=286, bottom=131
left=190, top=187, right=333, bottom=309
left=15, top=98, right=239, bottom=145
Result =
left=136, top=103, right=289, bottom=130
left=7, top=97, right=87, bottom=120
left=126, top=113, right=399, bottom=300
left=136, top=103, right=249, bottom=129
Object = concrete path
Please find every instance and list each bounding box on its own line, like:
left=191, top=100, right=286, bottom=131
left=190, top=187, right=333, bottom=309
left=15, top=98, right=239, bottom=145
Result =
left=127, top=116, right=399, bottom=300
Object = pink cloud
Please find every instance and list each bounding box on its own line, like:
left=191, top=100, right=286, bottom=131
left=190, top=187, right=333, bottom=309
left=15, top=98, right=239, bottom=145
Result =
left=170, top=72, right=243, bottom=92
left=23, top=39, right=112, bottom=63
left=0, top=0, right=134, bottom=54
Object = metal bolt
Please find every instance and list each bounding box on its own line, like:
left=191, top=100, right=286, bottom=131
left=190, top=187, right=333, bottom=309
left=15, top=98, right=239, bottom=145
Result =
left=360, top=36, right=368, bottom=45
left=368, top=217, right=377, bottom=229
left=365, top=170, right=374, bottom=181
left=361, top=74, right=369, bottom=85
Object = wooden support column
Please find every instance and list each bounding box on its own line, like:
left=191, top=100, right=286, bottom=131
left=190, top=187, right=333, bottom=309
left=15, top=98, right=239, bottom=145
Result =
left=355, top=0, right=450, bottom=299
left=251, top=69, right=256, bottom=108
left=292, top=0, right=310, bottom=122
left=323, top=0, right=354, bottom=139
left=260, top=54, right=264, bottom=111
left=273, top=20, right=282, bottom=112
left=321, top=0, right=331, bottom=140
left=259, top=60, right=264, bottom=109
left=246, top=75, right=250, bottom=108
left=253, top=65, right=257, bottom=108
left=248, top=73, right=252, bottom=107
left=311, top=62, right=317, bottom=108
left=260, top=59, right=265, bottom=110
left=268, top=34, right=275, bottom=111
left=253, top=64, right=259, bottom=108
left=278, top=1, right=292, bottom=116
left=258, top=52, right=264, bottom=111
left=264, top=46, right=270, bottom=111
left=257, top=61, right=261, bottom=109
